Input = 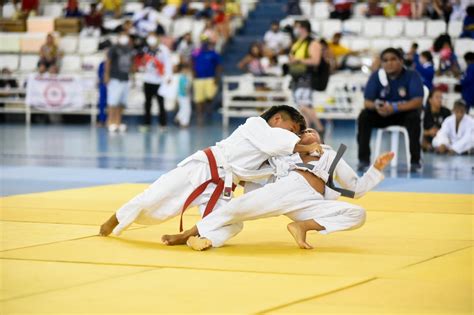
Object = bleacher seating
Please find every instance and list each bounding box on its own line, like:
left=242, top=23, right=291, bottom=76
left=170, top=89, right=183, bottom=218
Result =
left=19, top=55, right=39, bottom=73
left=27, top=17, right=55, bottom=33
left=0, top=54, right=19, bottom=70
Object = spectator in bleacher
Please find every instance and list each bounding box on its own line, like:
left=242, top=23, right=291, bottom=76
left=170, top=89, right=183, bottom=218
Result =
left=320, top=39, right=337, bottom=74
left=238, top=43, right=265, bottom=76
left=263, top=22, right=289, bottom=57
left=422, top=89, right=451, bottom=151
left=140, top=33, right=173, bottom=132
left=225, top=0, right=242, bottom=21
left=0, top=68, right=19, bottom=89
left=413, top=51, right=435, bottom=90
left=175, top=62, right=192, bottom=127
left=365, top=0, right=384, bottom=17
left=396, top=0, right=413, bottom=17
left=437, top=41, right=461, bottom=77
left=97, top=60, right=108, bottom=126
left=357, top=48, right=424, bottom=171
left=133, top=5, right=161, bottom=38
left=39, top=33, right=62, bottom=70
left=328, top=0, right=355, bottom=21
left=420, top=0, right=444, bottom=20
left=178, top=0, right=194, bottom=16
left=289, top=20, right=325, bottom=132
left=101, top=0, right=122, bottom=18
left=383, top=1, right=397, bottom=17
left=21, top=0, right=39, bottom=16
left=432, top=99, right=474, bottom=154
left=461, top=52, right=474, bottom=112
left=104, top=32, right=134, bottom=133
left=82, top=2, right=103, bottom=37
left=37, top=61, right=48, bottom=76
left=328, top=32, right=360, bottom=70
left=176, top=33, right=194, bottom=65
left=65, top=0, right=83, bottom=18
left=196, top=0, right=214, bottom=19
left=460, top=5, right=474, bottom=38
left=191, top=35, right=221, bottom=125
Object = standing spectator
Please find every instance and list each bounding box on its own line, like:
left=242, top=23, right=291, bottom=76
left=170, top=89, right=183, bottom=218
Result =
left=357, top=48, right=424, bottom=171
left=413, top=51, right=435, bottom=90
left=39, top=33, right=62, bottom=70
left=141, top=33, right=173, bottom=131
left=191, top=36, right=221, bottom=125
left=289, top=20, right=325, bottom=132
left=365, top=0, right=384, bottom=17
left=460, top=5, right=474, bottom=38
left=461, top=52, right=474, bottom=112
left=175, top=63, right=192, bottom=128
left=176, top=33, right=194, bottom=65
left=432, top=100, right=474, bottom=154
left=101, top=0, right=122, bottom=17
left=104, top=32, right=134, bottom=133
left=263, top=22, right=288, bottom=57
left=97, top=59, right=108, bottom=127
left=238, top=43, right=265, bottom=76
left=422, top=89, right=451, bottom=151
left=328, top=0, right=355, bottom=20
left=82, top=2, right=103, bottom=37
left=65, top=0, right=83, bottom=18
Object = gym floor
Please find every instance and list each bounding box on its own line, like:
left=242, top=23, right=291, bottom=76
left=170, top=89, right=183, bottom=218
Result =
left=1, top=121, right=472, bottom=314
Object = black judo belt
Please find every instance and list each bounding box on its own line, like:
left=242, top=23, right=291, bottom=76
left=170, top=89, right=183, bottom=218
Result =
left=295, top=144, right=356, bottom=198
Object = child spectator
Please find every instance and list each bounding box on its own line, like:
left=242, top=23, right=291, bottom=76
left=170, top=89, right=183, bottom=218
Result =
left=422, top=89, right=451, bottom=151
left=414, top=51, right=435, bottom=90
left=175, top=63, right=192, bottom=127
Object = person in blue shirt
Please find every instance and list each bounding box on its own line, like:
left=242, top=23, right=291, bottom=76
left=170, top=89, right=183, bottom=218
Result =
left=413, top=50, right=435, bottom=91
left=460, top=5, right=474, bottom=39
left=461, top=52, right=474, bottom=113
left=191, top=36, right=221, bottom=125
left=358, top=48, right=424, bottom=171
left=97, top=60, right=107, bottom=126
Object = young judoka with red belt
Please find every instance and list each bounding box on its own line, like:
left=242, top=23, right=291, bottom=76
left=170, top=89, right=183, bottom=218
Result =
left=99, top=105, right=319, bottom=237
left=164, top=130, right=394, bottom=250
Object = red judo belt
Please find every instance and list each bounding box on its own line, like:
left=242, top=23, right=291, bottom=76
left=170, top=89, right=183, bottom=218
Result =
left=179, top=148, right=235, bottom=232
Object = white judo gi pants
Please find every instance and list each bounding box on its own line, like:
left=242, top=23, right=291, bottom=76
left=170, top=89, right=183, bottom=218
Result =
left=197, top=172, right=366, bottom=247
left=112, top=160, right=243, bottom=237
left=432, top=131, right=474, bottom=154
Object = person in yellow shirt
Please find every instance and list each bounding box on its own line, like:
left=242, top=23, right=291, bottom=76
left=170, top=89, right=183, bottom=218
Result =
left=101, top=0, right=122, bottom=17
left=328, top=32, right=364, bottom=70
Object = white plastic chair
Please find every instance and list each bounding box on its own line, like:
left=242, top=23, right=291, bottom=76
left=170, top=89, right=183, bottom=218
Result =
left=60, top=55, right=81, bottom=72
left=391, top=38, right=412, bottom=52
left=416, top=38, right=433, bottom=52
left=0, top=54, right=19, bottom=71
left=78, top=37, right=99, bottom=54
left=3, top=3, right=16, bottom=18
left=454, top=39, right=474, bottom=60
left=309, top=19, right=321, bottom=35
left=350, top=38, right=371, bottom=51
left=124, top=2, right=144, bottom=15
left=352, top=3, right=367, bottom=18
left=59, top=36, right=79, bottom=54
left=448, top=21, right=463, bottom=38
left=313, top=2, right=330, bottom=19
left=300, top=1, right=312, bottom=17
left=363, top=20, right=384, bottom=38
left=43, top=3, right=64, bottom=18
left=374, top=126, right=411, bottom=170
left=322, top=20, right=342, bottom=39
left=19, top=55, right=40, bottom=72
left=343, top=19, right=362, bottom=35
left=171, top=18, right=194, bottom=38
left=405, top=20, right=425, bottom=38
left=426, top=20, right=446, bottom=38
left=384, top=19, right=404, bottom=38
left=371, top=39, right=392, bottom=52
left=0, top=33, right=21, bottom=53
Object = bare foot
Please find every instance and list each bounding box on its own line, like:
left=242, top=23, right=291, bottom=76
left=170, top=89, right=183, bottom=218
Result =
left=161, top=233, right=189, bottom=246
left=187, top=236, right=212, bottom=251
left=99, top=214, right=119, bottom=236
left=287, top=222, right=313, bottom=249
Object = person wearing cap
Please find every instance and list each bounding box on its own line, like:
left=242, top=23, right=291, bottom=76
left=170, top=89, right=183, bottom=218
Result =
left=191, top=35, right=221, bottom=125
left=357, top=47, right=424, bottom=171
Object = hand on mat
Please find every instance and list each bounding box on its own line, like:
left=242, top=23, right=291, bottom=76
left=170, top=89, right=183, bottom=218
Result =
left=374, top=152, right=395, bottom=171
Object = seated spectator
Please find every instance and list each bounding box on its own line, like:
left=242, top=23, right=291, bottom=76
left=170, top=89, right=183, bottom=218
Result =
left=21, top=0, right=39, bottom=15
left=397, top=0, right=413, bottom=17
left=48, top=64, right=59, bottom=75
left=0, top=68, right=19, bottom=89
left=433, top=100, right=474, bottom=154
left=191, top=36, right=221, bottom=125
left=460, top=5, right=474, bottom=38
left=39, top=33, right=62, bottom=69
left=81, top=3, right=103, bottom=37
left=263, top=22, right=288, bottom=57
left=196, top=0, right=214, bottom=19
left=413, top=51, right=435, bottom=90
left=328, top=33, right=361, bottom=70
left=437, top=42, right=461, bottom=77
left=329, top=0, right=354, bottom=20
left=36, top=61, right=49, bottom=76
left=357, top=48, right=424, bottom=171
left=421, top=0, right=444, bottom=19
left=383, top=1, right=397, bottom=17
left=176, top=33, right=194, bottom=64
left=461, top=52, right=474, bottom=112
left=101, top=0, right=122, bottom=18
left=65, top=0, right=83, bottom=18
left=320, top=39, right=337, bottom=74
left=238, top=43, right=265, bottom=76
left=422, top=89, right=451, bottom=151
left=365, top=0, right=384, bottom=17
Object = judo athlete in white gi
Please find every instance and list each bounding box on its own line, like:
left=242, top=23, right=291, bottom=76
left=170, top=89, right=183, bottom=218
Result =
left=432, top=100, right=474, bottom=155
left=99, top=105, right=320, bottom=237
left=167, top=130, right=394, bottom=250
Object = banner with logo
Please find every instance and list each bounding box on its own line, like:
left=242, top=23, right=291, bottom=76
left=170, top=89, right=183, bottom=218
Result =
left=25, top=74, right=85, bottom=111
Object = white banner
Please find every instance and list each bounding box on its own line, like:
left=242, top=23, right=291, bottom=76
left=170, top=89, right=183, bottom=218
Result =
left=26, top=74, right=85, bottom=112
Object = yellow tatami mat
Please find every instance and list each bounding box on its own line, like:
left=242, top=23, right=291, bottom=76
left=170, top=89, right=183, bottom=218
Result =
left=0, top=184, right=472, bottom=314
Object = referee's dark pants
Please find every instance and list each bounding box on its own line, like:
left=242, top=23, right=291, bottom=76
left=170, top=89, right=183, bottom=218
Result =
left=357, top=109, right=421, bottom=164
